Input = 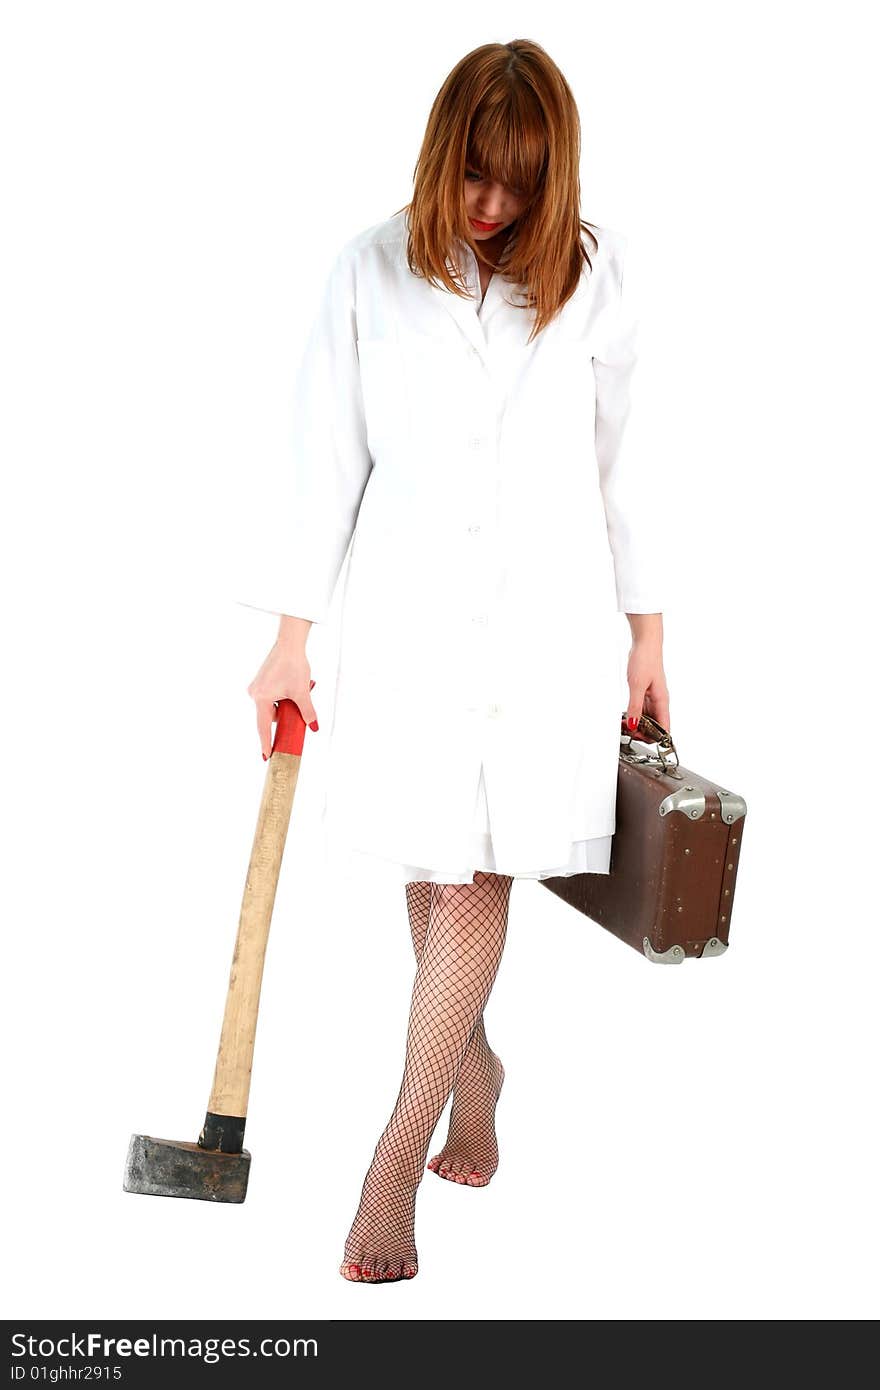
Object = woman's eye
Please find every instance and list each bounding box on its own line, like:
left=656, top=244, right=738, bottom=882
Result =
left=466, top=168, right=523, bottom=196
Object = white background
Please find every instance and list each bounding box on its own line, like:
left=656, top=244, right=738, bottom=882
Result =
left=2, top=0, right=877, bottom=1322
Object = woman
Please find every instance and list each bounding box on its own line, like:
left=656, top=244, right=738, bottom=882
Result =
left=242, top=39, right=670, bottom=1283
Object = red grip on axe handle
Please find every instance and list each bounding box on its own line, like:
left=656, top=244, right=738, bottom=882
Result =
left=270, top=679, right=315, bottom=758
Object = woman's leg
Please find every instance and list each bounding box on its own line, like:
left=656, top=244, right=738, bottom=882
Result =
left=405, top=880, right=505, bottom=1186
left=340, top=870, right=513, bottom=1282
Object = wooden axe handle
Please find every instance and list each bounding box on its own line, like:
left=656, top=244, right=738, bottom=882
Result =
left=200, top=691, right=312, bottom=1150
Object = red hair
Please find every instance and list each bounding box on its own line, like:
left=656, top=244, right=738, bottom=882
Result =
left=399, top=39, right=598, bottom=341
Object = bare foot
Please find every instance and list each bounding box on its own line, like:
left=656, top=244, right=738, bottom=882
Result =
left=339, top=1163, right=419, bottom=1283
left=427, top=1050, right=505, bottom=1187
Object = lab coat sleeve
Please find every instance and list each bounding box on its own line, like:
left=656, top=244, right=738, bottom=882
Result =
left=593, top=233, right=667, bottom=614
left=236, top=244, right=373, bottom=623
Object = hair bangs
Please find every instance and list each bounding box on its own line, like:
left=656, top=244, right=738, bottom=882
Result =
left=466, top=100, right=547, bottom=202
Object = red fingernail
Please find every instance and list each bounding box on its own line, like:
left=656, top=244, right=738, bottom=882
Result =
left=262, top=753, right=267, bottom=761
left=309, top=720, right=319, bottom=731
left=628, top=716, right=639, bottom=730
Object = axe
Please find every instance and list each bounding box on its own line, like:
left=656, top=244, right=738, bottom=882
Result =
left=123, top=691, right=312, bottom=1203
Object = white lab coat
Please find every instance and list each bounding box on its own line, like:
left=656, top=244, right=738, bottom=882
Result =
left=238, top=207, right=667, bottom=882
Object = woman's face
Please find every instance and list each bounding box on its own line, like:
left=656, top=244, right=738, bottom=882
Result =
left=464, top=165, right=527, bottom=239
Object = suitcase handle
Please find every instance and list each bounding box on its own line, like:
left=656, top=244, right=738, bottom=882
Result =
left=619, top=711, right=680, bottom=773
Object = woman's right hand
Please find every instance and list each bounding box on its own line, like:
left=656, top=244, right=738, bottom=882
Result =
left=247, top=640, right=319, bottom=760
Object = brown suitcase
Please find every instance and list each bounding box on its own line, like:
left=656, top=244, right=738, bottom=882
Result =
left=541, top=713, right=747, bottom=963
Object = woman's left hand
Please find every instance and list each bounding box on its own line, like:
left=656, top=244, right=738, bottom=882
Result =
left=625, top=637, right=671, bottom=735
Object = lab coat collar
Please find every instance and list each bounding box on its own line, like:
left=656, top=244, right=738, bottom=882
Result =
left=395, top=207, right=527, bottom=364
left=440, top=239, right=494, bottom=362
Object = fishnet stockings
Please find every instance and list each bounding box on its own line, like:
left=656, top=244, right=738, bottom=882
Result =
left=406, top=880, right=506, bottom=1188
left=340, top=870, right=513, bottom=1283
